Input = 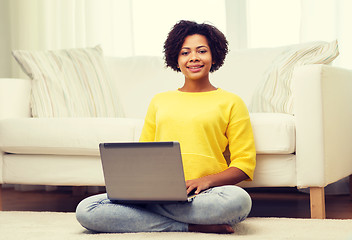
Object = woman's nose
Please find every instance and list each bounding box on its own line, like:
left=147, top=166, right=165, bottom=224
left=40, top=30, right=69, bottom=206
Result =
left=189, top=52, right=199, bottom=62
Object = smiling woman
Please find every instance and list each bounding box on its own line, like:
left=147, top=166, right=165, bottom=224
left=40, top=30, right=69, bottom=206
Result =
left=75, top=20, right=256, bottom=234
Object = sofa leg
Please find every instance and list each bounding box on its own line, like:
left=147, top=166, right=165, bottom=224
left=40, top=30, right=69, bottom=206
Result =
left=310, top=187, right=326, bottom=219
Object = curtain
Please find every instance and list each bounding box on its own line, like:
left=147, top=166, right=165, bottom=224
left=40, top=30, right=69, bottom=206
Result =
left=3, top=0, right=134, bottom=78
left=300, top=0, right=352, bottom=68
left=2, top=0, right=352, bottom=77
left=245, top=0, right=352, bottom=68
left=0, top=0, right=226, bottom=78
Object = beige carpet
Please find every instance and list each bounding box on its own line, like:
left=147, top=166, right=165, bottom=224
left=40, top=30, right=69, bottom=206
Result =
left=0, top=211, right=351, bottom=240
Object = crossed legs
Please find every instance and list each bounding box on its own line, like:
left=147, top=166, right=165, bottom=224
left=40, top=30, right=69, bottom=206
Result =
left=76, top=185, right=251, bottom=233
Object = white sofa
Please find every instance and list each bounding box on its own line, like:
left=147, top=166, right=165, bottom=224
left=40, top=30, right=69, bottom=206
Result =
left=1, top=44, right=352, bottom=219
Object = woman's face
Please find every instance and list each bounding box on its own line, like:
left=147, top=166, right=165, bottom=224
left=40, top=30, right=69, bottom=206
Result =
left=177, top=34, right=213, bottom=83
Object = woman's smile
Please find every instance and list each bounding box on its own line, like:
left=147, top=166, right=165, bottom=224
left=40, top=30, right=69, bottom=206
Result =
left=187, top=64, right=204, bottom=73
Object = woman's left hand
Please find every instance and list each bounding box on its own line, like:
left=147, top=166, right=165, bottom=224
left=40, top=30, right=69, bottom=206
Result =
left=185, top=177, right=211, bottom=195
left=185, top=167, right=249, bottom=195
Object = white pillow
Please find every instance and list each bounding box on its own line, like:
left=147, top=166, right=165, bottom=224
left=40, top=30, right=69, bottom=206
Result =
left=12, top=46, right=122, bottom=118
left=249, top=40, right=339, bottom=114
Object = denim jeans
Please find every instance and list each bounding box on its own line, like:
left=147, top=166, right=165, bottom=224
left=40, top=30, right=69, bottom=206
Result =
left=75, top=185, right=252, bottom=233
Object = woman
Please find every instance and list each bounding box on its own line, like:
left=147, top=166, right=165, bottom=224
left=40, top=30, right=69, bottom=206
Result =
left=76, top=20, right=256, bottom=234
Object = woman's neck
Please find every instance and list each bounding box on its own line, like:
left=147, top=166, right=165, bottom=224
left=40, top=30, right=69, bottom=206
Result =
left=179, top=79, right=217, bottom=92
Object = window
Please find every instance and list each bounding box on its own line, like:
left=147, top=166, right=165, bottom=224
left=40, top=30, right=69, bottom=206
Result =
left=131, top=0, right=226, bottom=56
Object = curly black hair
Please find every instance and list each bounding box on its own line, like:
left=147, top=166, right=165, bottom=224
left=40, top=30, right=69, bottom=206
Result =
left=164, top=20, right=228, bottom=73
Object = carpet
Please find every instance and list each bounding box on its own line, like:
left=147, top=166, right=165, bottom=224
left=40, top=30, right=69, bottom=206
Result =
left=0, top=211, right=351, bottom=240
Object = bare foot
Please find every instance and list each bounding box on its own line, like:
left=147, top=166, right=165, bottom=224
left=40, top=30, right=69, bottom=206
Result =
left=188, top=224, right=234, bottom=234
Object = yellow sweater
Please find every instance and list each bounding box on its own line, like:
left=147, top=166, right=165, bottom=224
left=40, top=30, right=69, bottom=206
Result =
left=139, top=88, right=256, bottom=181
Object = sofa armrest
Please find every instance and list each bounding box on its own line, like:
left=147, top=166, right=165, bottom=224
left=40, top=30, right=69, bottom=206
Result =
left=0, top=78, right=31, bottom=118
left=293, top=64, right=352, bottom=188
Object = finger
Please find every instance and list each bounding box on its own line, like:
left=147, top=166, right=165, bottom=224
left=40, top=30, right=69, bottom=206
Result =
left=186, top=180, right=197, bottom=189
left=195, top=186, right=204, bottom=194
left=195, top=184, right=209, bottom=194
left=186, top=186, right=194, bottom=195
left=187, top=185, right=197, bottom=195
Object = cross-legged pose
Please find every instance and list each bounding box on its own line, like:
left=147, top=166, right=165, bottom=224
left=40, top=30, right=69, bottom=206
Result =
left=76, top=20, right=256, bottom=234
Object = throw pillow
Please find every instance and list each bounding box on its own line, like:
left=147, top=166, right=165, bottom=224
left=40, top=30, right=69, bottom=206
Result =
left=249, top=40, right=339, bottom=114
left=12, top=45, right=122, bottom=118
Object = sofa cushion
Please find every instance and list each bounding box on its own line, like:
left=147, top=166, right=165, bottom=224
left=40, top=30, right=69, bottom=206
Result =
left=238, top=154, right=297, bottom=188
left=12, top=46, right=123, bottom=118
left=250, top=113, right=295, bottom=154
left=250, top=40, right=339, bottom=114
left=0, top=118, right=143, bottom=156
left=0, top=113, right=295, bottom=156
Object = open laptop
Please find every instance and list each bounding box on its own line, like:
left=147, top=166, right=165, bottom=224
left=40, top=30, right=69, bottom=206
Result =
left=99, top=141, right=195, bottom=203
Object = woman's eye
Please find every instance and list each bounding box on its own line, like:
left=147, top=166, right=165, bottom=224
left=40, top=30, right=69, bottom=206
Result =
left=181, top=51, right=189, bottom=56
left=199, top=50, right=207, bottom=54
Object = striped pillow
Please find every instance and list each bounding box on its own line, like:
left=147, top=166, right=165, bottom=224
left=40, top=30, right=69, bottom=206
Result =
left=249, top=40, right=339, bottom=114
left=12, top=46, right=122, bottom=118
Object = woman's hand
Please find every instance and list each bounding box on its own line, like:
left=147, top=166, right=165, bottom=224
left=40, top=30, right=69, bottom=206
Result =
left=186, top=177, right=211, bottom=195
left=186, top=167, right=249, bottom=195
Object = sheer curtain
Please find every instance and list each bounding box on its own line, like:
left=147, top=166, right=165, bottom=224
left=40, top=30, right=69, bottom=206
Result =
left=5, top=0, right=135, bottom=77
left=246, top=0, right=352, bottom=68
left=300, top=0, right=352, bottom=68
left=1, top=0, right=226, bottom=78
left=2, top=0, right=352, bottom=77
left=246, top=0, right=301, bottom=48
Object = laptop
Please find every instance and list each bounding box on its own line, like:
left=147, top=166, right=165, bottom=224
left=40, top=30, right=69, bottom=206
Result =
left=99, top=141, right=195, bottom=203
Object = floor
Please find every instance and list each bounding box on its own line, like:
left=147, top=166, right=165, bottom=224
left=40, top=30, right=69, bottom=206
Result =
left=1, top=186, right=351, bottom=219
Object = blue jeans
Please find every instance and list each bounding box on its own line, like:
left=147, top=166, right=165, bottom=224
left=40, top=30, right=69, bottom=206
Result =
left=75, top=185, right=251, bottom=233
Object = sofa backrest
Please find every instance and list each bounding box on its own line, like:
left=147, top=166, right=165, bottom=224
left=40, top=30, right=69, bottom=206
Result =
left=105, top=56, right=182, bottom=119
left=105, top=47, right=284, bottom=119
left=212, top=47, right=284, bottom=103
